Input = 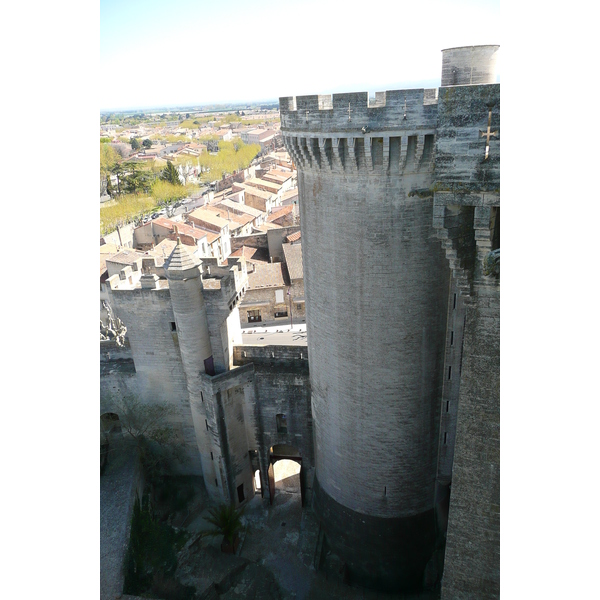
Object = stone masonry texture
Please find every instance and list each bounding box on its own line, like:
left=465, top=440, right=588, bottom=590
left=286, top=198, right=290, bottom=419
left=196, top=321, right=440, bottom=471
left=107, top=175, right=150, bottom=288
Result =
left=441, top=282, right=500, bottom=599
left=278, top=44, right=499, bottom=593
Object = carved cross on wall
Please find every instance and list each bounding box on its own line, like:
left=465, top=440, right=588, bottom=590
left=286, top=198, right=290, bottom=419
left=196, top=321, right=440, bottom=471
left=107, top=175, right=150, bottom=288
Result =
left=347, top=103, right=353, bottom=121
left=480, top=107, right=498, bottom=160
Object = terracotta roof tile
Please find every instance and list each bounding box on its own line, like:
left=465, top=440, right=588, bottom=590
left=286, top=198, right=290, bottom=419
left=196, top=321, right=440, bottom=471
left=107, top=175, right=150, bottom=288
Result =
left=248, top=262, right=285, bottom=288
left=267, top=205, right=294, bottom=222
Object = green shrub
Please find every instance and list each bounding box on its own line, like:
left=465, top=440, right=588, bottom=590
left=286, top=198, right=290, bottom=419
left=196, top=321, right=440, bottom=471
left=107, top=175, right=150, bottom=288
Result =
left=124, top=492, right=190, bottom=597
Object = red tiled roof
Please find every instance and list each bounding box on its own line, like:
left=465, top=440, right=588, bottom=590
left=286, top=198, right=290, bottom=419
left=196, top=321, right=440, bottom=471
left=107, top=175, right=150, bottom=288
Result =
left=230, top=246, right=260, bottom=260
left=248, top=261, right=285, bottom=288
left=267, top=205, right=294, bottom=222
left=153, top=216, right=215, bottom=242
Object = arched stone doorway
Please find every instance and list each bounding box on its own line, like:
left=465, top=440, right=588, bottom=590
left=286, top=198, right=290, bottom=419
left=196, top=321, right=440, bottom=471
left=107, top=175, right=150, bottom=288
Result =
left=101, top=412, right=122, bottom=435
left=267, top=444, right=306, bottom=507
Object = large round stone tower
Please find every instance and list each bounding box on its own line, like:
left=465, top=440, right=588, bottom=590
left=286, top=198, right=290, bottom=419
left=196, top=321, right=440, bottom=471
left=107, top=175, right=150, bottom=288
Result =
left=278, top=49, right=499, bottom=590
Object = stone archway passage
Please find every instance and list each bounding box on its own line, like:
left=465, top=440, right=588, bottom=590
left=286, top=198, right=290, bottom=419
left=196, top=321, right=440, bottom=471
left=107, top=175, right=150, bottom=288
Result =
left=268, top=444, right=305, bottom=507
left=254, top=469, right=262, bottom=492
left=101, top=412, right=122, bottom=434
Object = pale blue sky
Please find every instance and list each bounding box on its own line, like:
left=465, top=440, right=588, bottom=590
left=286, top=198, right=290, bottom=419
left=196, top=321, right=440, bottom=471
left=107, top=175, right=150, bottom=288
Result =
left=100, top=0, right=500, bottom=111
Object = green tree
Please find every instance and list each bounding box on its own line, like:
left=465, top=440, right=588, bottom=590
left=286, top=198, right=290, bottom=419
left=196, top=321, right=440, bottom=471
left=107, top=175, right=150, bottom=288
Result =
left=124, top=170, right=153, bottom=195
left=130, top=137, right=141, bottom=150
left=160, top=160, right=182, bottom=186
left=100, top=142, right=119, bottom=176
left=124, top=492, right=190, bottom=596
left=106, top=173, right=114, bottom=197
left=111, top=162, right=125, bottom=195
left=121, top=161, right=154, bottom=194
left=108, top=394, right=187, bottom=483
left=142, top=138, right=153, bottom=148
left=151, top=180, right=189, bottom=206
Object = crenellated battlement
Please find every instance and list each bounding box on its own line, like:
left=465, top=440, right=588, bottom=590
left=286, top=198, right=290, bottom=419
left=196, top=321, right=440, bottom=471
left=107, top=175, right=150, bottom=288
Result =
left=280, top=88, right=438, bottom=133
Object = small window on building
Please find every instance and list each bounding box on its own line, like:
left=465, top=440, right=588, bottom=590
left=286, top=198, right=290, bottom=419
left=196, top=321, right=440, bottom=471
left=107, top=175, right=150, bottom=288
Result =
left=237, top=483, right=245, bottom=503
left=210, top=451, right=213, bottom=460
left=448, top=366, right=452, bottom=380
left=453, top=293, right=457, bottom=310
left=276, top=413, right=287, bottom=434
left=446, top=401, right=450, bottom=413
left=215, top=478, right=218, bottom=487
left=274, top=310, right=288, bottom=318
left=450, top=331, right=454, bottom=346
left=275, top=289, right=284, bottom=303
left=444, top=432, right=448, bottom=444
left=248, top=309, right=262, bottom=323
left=205, top=419, right=209, bottom=431
left=170, top=322, right=177, bottom=332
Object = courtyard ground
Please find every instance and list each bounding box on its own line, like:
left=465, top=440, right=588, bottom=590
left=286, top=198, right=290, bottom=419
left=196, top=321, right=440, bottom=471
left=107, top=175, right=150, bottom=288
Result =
left=102, top=454, right=441, bottom=599
left=180, top=460, right=441, bottom=600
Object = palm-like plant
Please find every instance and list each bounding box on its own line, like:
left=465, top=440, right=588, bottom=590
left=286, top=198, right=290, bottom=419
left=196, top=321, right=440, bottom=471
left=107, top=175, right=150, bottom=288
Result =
left=202, top=503, right=244, bottom=550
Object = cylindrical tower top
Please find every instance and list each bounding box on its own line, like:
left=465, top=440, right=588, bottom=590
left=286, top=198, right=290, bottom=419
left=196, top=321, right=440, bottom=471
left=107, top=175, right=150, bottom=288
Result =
left=441, top=45, right=499, bottom=87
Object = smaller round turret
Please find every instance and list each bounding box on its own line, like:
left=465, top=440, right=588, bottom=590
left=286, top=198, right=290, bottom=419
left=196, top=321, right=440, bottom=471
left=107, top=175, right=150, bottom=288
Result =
left=164, top=237, right=213, bottom=372
left=441, top=45, right=499, bottom=86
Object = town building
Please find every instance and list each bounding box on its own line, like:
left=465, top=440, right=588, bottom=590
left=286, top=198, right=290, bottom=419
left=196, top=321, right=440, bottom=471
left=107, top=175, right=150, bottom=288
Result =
left=187, top=208, right=232, bottom=261
left=231, top=181, right=280, bottom=214
left=237, top=261, right=288, bottom=324
left=267, top=204, right=297, bottom=227
left=216, top=198, right=266, bottom=229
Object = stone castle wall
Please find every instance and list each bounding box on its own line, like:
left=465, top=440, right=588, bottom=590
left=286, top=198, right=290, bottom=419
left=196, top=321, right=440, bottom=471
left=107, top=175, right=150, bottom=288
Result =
left=441, top=280, right=500, bottom=599
left=233, top=345, right=313, bottom=502
left=435, top=84, right=500, bottom=191
left=103, top=286, right=203, bottom=475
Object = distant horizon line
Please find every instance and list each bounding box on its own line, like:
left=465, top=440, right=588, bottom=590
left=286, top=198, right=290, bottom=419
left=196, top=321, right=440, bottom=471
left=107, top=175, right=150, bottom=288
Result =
left=100, top=100, right=280, bottom=114
left=100, top=74, right=500, bottom=114
left=100, top=78, right=443, bottom=114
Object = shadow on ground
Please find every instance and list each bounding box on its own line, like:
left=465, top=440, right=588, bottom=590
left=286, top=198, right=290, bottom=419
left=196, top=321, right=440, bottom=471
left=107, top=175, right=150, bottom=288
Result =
left=103, top=446, right=440, bottom=600
left=178, top=470, right=440, bottom=600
